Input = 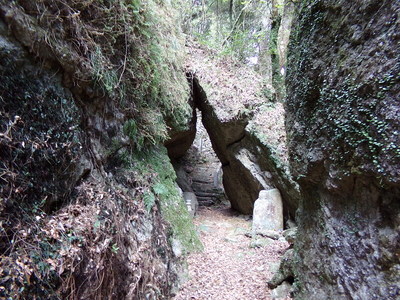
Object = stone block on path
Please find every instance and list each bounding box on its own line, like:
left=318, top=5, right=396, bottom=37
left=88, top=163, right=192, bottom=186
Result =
left=252, top=189, right=283, bottom=233
left=183, top=192, right=199, bottom=217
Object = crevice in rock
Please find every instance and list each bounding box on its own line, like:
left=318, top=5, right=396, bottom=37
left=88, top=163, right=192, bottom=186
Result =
left=178, top=71, right=300, bottom=220
left=166, top=51, right=299, bottom=225
left=169, top=109, right=227, bottom=208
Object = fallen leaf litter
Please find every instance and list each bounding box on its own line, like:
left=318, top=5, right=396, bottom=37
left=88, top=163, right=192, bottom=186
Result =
left=174, top=205, right=290, bottom=300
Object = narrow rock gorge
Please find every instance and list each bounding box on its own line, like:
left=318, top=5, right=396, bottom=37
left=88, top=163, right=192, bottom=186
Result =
left=1, top=0, right=399, bottom=299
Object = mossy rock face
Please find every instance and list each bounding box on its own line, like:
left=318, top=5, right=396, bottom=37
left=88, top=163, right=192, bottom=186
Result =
left=286, top=0, right=400, bottom=299
left=0, top=1, right=199, bottom=298
left=129, top=147, right=203, bottom=253
left=287, top=0, right=400, bottom=186
left=0, top=20, right=84, bottom=214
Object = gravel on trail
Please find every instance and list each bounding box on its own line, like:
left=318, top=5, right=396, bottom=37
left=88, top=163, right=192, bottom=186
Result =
left=173, top=205, right=290, bottom=300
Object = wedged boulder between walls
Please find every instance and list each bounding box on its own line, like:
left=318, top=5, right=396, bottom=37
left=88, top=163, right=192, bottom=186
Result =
left=165, top=96, right=197, bottom=159
left=184, top=50, right=300, bottom=219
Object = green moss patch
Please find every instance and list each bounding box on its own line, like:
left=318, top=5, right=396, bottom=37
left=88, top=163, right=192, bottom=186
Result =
left=132, top=146, right=203, bottom=253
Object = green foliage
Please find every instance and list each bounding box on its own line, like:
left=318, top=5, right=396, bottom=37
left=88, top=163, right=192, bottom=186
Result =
left=288, top=3, right=400, bottom=183
left=143, top=191, right=156, bottom=212
left=24, top=0, right=191, bottom=147
left=91, top=45, right=121, bottom=98
left=123, top=119, right=138, bottom=140
left=183, top=0, right=279, bottom=62
left=123, top=119, right=145, bottom=150
left=222, top=28, right=260, bottom=61
left=132, top=147, right=202, bottom=253
left=181, top=0, right=286, bottom=102
left=111, top=243, right=120, bottom=254
left=153, top=182, right=169, bottom=196
left=318, top=74, right=400, bottom=177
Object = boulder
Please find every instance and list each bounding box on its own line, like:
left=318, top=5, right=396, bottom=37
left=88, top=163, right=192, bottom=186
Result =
left=252, top=189, right=284, bottom=233
left=268, top=249, right=295, bottom=289
left=271, top=281, right=292, bottom=300
left=250, top=237, right=274, bottom=248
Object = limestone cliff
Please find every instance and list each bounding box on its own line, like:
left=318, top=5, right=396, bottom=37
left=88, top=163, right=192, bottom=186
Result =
left=286, top=0, right=400, bottom=298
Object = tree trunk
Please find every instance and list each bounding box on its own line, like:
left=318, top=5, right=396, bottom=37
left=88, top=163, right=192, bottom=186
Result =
left=257, top=0, right=274, bottom=93
left=276, top=0, right=297, bottom=75
left=229, top=0, right=234, bottom=26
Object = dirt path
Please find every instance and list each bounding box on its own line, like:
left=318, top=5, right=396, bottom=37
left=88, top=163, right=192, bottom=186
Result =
left=174, top=205, right=289, bottom=300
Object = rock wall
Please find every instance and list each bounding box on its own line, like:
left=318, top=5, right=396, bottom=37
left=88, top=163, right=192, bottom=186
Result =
left=0, top=1, right=200, bottom=298
left=165, top=98, right=197, bottom=159
left=286, top=0, right=400, bottom=298
left=0, top=20, right=86, bottom=214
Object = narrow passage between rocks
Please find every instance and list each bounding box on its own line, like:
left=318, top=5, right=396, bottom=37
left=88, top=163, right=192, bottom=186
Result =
left=173, top=204, right=290, bottom=300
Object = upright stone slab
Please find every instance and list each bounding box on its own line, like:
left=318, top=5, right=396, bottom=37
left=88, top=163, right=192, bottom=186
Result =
left=183, top=192, right=199, bottom=217
left=252, top=189, right=283, bottom=233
